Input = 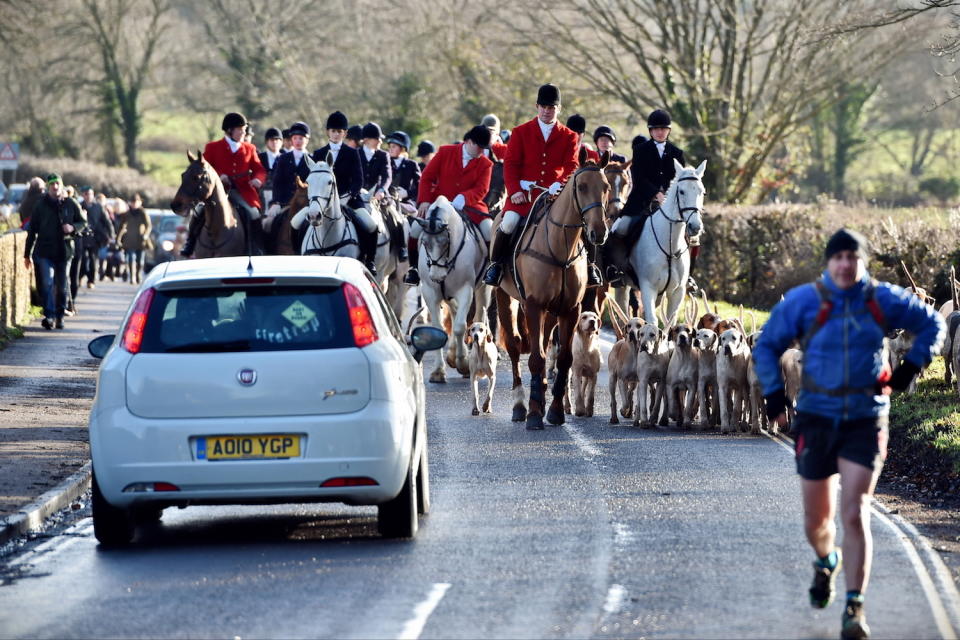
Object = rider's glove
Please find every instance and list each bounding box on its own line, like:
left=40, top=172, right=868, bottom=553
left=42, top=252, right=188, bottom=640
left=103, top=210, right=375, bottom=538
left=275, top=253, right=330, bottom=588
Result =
left=267, top=203, right=281, bottom=217
left=451, top=194, right=466, bottom=211
left=547, top=181, right=563, bottom=196
left=519, top=180, right=535, bottom=191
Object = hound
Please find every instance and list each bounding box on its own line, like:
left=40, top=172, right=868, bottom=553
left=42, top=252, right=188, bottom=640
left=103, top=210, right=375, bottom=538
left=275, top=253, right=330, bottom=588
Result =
left=886, top=329, right=921, bottom=394
left=693, top=328, right=720, bottom=428
left=779, top=348, right=803, bottom=428
left=464, top=321, right=498, bottom=416
left=609, top=318, right=644, bottom=424
left=570, top=311, right=602, bottom=417
left=665, top=321, right=699, bottom=428
left=717, top=326, right=751, bottom=434
left=633, top=322, right=671, bottom=428
left=745, top=331, right=766, bottom=434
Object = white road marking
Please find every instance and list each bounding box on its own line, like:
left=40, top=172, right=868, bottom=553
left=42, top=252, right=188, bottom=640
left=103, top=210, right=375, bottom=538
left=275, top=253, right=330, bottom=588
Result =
left=602, top=583, right=628, bottom=615
left=765, top=433, right=959, bottom=639
left=565, top=422, right=602, bottom=458
left=6, top=519, right=91, bottom=569
left=397, top=582, right=450, bottom=640
left=613, top=522, right=635, bottom=547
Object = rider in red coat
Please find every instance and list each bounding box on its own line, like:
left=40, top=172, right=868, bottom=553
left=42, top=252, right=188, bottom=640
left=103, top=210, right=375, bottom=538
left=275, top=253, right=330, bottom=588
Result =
left=404, top=126, right=493, bottom=286
left=182, top=112, right=267, bottom=256
left=483, top=84, right=598, bottom=286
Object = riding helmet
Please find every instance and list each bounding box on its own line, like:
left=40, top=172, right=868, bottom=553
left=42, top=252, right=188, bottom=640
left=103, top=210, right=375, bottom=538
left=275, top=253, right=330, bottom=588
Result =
left=593, top=125, right=617, bottom=144
left=536, top=83, right=561, bottom=106
left=282, top=128, right=292, bottom=140
left=221, top=112, right=248, bottom=132
left=416, top=140, right=436, bottom=157
left=386, top=130, right=412, bottom=150
left=647, top=109, right=672, bottom=128
left=632, top=134, right=648, bottom=153
left=481, top=113, right=500, bottom=131
left=346, top=125, right=363, bottom=142
left=361, top=122, right=384, bottom=140
left=264, top=127, right=282, bottom=141
left=325, top=110, right=349, bottom=130
left=464, top=125, right=492, bottom=148
left=565, top=113, right=586, bottom=134
left=288, top=121, right=311, bottom=137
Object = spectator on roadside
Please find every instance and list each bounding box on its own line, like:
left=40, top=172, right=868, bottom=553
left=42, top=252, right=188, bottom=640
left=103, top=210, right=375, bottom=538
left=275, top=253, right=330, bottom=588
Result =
left=18, top=177, right=44, bottom=231
left=62, top=184, right=89, bottom=314
left=118, top=194, right=152, bottom=285
left=79, top=186, right=114, bottom=286
left=23, top=174, right=87, bottom=330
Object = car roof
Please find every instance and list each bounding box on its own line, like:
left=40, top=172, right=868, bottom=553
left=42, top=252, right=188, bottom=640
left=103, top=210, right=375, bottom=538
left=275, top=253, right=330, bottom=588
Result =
left=148, top=256, right=368, bottom=288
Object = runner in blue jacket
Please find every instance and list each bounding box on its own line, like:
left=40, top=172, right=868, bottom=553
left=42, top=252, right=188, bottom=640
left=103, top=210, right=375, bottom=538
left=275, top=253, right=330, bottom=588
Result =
left=753, top=229, right=944, bottom=640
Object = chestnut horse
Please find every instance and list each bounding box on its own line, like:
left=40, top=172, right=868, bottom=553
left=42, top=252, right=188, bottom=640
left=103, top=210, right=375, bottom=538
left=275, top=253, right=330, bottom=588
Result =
left=170, top=151, right=249, bottom=258
left=496, top=163, right=610, bottom=430
left=262, top=176, right=308, bottom=255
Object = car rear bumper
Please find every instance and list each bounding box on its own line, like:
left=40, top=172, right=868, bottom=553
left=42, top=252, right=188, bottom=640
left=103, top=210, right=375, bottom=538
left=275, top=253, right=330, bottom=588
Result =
left=90, top=399, right=413, bottom=508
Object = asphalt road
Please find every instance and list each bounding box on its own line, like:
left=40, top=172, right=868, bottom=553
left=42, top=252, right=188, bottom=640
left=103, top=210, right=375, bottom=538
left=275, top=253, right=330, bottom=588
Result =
left=1, top=330, right=959, bottom=638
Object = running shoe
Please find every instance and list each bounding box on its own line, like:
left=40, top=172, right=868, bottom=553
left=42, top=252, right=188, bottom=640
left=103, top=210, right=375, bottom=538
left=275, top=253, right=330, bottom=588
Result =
left=810, top=549, right=843, bottom=609
left=840, top=599, right=870, bottom=639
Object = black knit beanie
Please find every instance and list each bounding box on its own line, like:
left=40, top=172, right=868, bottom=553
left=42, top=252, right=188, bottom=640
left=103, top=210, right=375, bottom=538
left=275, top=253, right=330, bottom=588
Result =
left=824, top=228, right=869, bottom=262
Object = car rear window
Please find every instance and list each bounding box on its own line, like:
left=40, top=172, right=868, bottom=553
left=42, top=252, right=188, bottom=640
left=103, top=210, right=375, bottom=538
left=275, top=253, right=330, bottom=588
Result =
left=139, top=285, right=354, bottom=353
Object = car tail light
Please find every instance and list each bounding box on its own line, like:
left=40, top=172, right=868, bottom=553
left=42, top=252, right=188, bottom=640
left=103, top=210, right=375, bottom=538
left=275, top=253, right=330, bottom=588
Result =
left=342, top=282, right=378, bottom=347
left=320, top=477, right=379, bottom=487
left=120, top=287, right=156, bottom=354
left=122, top=482, right=180, bottom=493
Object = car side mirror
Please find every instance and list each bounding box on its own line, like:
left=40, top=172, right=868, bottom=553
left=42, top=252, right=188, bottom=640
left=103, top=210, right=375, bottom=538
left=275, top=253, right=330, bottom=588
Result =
left=88, top=334, right=115, bottom=359
left=409, top=326, right=447, bottom=363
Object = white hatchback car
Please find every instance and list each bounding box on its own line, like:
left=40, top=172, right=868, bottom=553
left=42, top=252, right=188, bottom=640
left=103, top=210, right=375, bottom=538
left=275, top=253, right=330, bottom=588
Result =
left=87, top=256, right=446, bottom=546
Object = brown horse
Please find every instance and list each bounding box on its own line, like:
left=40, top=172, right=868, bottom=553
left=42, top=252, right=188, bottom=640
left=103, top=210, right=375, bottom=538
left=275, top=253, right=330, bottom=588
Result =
left=263, top=176, right=309, bottom=255
left=582, top=156, right=634, bottom=317
left=496, top=163, right=610, bottom=430
left=170, top=151, right=248, bottom=258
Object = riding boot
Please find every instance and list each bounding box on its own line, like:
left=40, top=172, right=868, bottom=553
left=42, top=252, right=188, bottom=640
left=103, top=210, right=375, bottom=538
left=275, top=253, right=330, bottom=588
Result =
left=248, top=219, right=266, bottom=256
left=482, top=228, right=513, bottom=287
left=180, top=208, right=207, bottom=258
left=585, top=243, right=602, bottom=287
left=603, top=234, right=626, bottom=285
left=393, top=221, right=408, bottom=262
left=358, top=227, right=379, bottom=277
left=403, top=243, right=421, bottom=285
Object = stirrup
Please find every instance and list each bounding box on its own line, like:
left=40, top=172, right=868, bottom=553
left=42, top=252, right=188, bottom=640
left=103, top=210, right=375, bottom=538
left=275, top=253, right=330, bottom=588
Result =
left=587, top=263, right=602, bottom=287
left=403, top=268, right=420, bottom=285
left=364, top=260, right=378, bottom=277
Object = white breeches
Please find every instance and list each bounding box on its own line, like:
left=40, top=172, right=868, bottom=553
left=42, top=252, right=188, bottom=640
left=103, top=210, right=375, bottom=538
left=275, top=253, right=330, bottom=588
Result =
left=352, top=205, right=377, bottom=234
left=611, top=216, right=631, bottom=237
left=499, top=210, right=522, bottom=234
left=478, top=218, right=492, bottom=243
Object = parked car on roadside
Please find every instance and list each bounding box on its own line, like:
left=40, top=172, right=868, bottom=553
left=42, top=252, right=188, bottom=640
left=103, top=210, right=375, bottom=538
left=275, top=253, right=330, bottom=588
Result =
left=86, top=255, right=447, bottom=546
left=144, top=210, right=185, bottom=271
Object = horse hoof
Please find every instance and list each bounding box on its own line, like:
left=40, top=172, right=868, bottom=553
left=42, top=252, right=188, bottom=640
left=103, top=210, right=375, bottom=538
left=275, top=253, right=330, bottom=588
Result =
left=429, top=373, right=446, bottom=384
left=610, top=416, right=620, bottom=425
left=472, top=408, right=480, bottom=416
left=512, top=406, right=527, bottom=422
left=546, top=407, right=565, bottom=426
left=526, top=414, right=545, bottom=430
left=574, top=410, right=585, bottom=418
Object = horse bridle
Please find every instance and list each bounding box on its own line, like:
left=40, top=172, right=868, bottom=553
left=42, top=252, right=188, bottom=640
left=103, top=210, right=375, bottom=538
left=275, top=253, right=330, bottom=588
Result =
left=306, top=167, right=340, bottom=221
left=421, top=207, right=467, bottom=273
left=604, top=167, right=627, bottom=208
left=658, top=175, right=702, bottom=225
left=545, top=165, right=607, bottom=231
left=649, top=173, right=704, bottom=295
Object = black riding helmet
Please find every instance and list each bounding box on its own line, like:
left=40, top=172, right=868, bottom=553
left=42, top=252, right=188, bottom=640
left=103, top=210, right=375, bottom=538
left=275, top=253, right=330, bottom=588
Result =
left=222, top=112, right=248, bottom=132
left=647, top=109, right=672, bottom=128
left=593, top=125, right=616, bottom=144
left=565, top=113, right=586, bottom=134
left=386, top=131, right=411, bottom=150
left=463, top=125, right=492, bottom=148
left=416, top=140, right=436, bottom=157
left=326, top=111, right=348, bottom=130
left=264, top=127, right=282, bottom=141
left=362, top=122, right=384, bottom=140
left=346, top=125, right=363, bottom=142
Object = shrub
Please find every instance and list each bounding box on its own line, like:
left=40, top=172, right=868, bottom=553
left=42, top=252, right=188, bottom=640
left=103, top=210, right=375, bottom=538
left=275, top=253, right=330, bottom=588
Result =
left=17, top=155, right=176, bottom=208
left=920, top=176, right=960, bottom=205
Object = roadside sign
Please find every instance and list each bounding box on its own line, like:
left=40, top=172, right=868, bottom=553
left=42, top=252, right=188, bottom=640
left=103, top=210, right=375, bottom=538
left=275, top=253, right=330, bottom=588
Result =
left=0, top=143, right=19, bottom=170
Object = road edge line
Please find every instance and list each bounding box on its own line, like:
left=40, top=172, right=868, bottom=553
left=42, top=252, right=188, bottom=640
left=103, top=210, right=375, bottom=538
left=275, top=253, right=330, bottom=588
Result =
left=0, top=461, right=92, bottom=547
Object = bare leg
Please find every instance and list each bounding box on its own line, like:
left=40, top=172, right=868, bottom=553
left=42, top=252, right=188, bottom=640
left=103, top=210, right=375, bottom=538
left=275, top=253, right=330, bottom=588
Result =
left=802, top=475, right=839, bottom=559
left=838, top=457, right=882, bottom=593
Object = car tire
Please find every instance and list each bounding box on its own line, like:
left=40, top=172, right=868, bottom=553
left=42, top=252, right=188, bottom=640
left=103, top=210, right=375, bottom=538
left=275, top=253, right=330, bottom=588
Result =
left=377, top=463, right=418, bottom=539
left=92, top=472, right=135, bottom=547
left=134, top=506, right=164, bottom=525
left=416, top=443, right=430, bottom=516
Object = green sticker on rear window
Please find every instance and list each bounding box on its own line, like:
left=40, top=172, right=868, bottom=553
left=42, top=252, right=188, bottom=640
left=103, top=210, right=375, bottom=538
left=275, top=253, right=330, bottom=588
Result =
left=282, top=300, right=317, bottom=328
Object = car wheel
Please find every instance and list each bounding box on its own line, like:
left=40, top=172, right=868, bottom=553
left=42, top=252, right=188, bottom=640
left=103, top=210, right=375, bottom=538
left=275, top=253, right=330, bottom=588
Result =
left=92, top=472, right=135, bottom=547
left=133, top=506, right=164, bottom=525
left=377, top=463, right=418, bottom=539
left=416, top=443, right=430, bottom=516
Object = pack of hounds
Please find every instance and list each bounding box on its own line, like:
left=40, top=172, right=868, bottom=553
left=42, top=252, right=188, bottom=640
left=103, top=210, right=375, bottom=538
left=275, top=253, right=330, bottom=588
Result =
left=452, top=283, right=944, bottom=432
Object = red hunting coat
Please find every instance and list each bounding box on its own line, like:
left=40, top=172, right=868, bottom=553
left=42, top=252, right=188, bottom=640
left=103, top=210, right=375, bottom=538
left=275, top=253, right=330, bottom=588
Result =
left=418, top=143, right=493, bottom=225
left=579, top=143, right=600, bottom=165
left=202, top=138, right=267, bottom=209
left=503, top=118, right=579, bottom=217
left=489, top=139, right=509, bottom=162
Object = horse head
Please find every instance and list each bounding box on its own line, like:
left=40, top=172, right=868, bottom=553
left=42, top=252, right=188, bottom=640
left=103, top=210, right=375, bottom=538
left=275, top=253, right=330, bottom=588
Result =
left=414, top=196, right=457, bottom=283
left=603, top=159, right=632, bottom=219
left=170, top=150, right=218, bottom=215
left=571, top=163, right=610, bottom=246
left=303, top=154, right=338, bottom=227
left=670, top=158, right=707, bottom=236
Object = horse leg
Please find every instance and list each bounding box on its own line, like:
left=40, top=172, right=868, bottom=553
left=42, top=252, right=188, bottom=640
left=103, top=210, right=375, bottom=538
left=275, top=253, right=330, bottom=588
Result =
left=547, top=308, right=578, bottom=426
left=497, top=289, right=526, bottom=422
left=665, top=284, right=684, bottom=327
left=453, top=287, right=474, bottom=377
left=639, top=284, right=658, bottom=326
left=585, top=374, right=596, bottom=418
left=423, top=286, right=447, bottom=384
left=572, top=366, right=585, bottom=417
left=524, top=302, right=548, bottom=430
left=473, top=283, right=491, bottom=324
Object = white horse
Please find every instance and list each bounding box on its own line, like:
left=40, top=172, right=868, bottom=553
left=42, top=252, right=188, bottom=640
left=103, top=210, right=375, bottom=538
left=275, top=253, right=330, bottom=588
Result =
left=629, top=159, right=706, bottom=326
left=412, top=196, right=491, bottom=383
left=290, top=154, right=409, bottom=319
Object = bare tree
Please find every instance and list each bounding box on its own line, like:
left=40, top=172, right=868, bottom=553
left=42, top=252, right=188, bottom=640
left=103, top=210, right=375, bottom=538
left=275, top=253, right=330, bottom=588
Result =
left=76, top=0, right=172, bottom=170
left=519, top=0, right=913, bottom=203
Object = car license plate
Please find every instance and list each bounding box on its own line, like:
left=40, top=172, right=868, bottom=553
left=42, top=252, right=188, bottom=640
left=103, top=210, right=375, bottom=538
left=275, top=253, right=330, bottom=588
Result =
left=196, top=435, right=300, bottom=460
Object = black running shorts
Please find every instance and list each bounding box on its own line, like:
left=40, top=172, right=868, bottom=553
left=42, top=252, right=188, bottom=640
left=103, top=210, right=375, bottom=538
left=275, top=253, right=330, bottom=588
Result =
left=792, top=412, right=889, bottom=480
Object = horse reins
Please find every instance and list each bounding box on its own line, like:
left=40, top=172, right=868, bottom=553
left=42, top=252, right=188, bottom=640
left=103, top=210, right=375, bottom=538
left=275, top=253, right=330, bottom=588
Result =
left=303, top=167, right=360, bottom=255
left=421, top=207, right=474, bottom=299
left=649, top=174, right=702, bottom=296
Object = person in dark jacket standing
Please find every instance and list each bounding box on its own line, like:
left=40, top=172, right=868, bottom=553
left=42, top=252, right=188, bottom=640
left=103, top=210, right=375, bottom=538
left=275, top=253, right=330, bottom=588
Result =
left=79, top=186, right=114, bottom=287
left=23, top=174, right=88, bottom=330
left=753, top=229, right=944, bottom=640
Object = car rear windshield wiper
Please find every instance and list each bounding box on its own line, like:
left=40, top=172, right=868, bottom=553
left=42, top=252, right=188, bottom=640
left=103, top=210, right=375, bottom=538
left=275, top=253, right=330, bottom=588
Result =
left=164, top=340, right=252, bottom=353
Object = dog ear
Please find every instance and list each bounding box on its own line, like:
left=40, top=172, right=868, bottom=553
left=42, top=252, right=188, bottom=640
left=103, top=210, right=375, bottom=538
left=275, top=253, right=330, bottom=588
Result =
left=464, top=333, right=473, bottom=347
left=486, top=333, right=493, bottom=343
